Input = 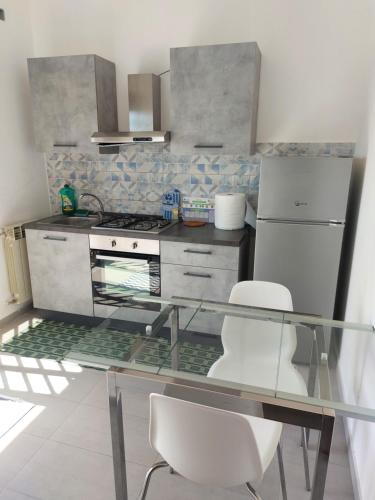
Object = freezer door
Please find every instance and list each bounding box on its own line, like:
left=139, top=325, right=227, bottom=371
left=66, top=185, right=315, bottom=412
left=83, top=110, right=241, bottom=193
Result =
left=254, top=220, right=344, bottom=318
left=257, top=157, right=352, bottom=222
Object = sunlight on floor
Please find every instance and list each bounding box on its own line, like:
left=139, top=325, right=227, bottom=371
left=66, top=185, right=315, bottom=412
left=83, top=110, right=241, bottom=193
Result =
left=0, top=353, right=83, bottom=397
left=1, top=317, right=44, bottom=345
left=0, top=404, right=45, bottom=454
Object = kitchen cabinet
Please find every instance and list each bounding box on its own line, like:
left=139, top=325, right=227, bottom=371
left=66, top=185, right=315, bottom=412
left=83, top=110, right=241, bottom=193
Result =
left=160, top=240, right=247, bottom=334
left=170, top=42, right=261, bottom=155
left=27, top=54, right=117, bottom=151
left=26, top=229, right=93, bottom=316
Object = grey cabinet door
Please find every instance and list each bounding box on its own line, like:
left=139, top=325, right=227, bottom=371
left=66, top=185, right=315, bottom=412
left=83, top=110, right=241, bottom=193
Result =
left=170, top=42, right=261, bottom=155
left=28, top=55, right=117, bottom=151
left=26, top=229, right=93, bottom=316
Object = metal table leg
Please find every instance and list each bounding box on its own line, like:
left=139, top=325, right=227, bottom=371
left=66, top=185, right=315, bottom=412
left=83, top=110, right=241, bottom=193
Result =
left=108, top=371, right=128, bottom=500
left=170, top=306, right=180, bottom=371
left=310, top=413, right=335, bottom=500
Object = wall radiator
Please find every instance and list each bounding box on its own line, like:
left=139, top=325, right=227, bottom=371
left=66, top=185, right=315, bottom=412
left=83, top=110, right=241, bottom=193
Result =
left=3, top=223, right=32, bottom=304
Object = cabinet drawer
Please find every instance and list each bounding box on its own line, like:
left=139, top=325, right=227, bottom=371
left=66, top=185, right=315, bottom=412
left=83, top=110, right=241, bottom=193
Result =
left=160, top=241, right=239, bottom=270
left=161, top=263, right=238, bottom=302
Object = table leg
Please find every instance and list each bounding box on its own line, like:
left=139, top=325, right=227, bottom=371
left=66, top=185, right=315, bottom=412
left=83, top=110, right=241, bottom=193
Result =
left=170, top=306, right=179, bottom=370
left=108, top=372, right=128, bottom=500
left=310, top=413, right=335, bottom=500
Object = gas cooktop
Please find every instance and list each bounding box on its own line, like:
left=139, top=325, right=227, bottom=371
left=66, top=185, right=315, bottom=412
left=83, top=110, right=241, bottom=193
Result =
left=93, top=213, right=177, bottom=234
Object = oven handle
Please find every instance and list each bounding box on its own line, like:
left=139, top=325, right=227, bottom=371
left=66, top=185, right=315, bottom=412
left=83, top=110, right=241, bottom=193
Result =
left=94, top=255, right=131, bottom=262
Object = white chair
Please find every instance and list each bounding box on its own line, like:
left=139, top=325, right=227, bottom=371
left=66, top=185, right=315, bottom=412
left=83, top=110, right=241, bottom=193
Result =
left=208, top=281, right=311, bottom=491
left=139, top=393, right=287, bottom=500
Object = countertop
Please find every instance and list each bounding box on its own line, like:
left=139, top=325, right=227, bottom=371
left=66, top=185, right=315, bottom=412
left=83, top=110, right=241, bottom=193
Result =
left=25, top=217, right=250, bottom=247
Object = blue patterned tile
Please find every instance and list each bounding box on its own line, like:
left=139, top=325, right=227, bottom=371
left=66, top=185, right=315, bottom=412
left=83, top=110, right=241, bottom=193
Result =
left=135, top=161, right=163, bottom=173
left=46, top=142, right=354, bottom=214
left=164, top=163, right=189, bottom=174
left=219, top=163, right=251, bottom=175
left=164, top=173, right=190, bottom=185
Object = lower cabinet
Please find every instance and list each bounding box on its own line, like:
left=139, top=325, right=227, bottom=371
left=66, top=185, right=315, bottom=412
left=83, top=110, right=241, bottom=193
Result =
left=161, top=241, right=245, bottom=334
left=161, top=263, right=238, bottom=302
left=26, top=229, right=93, bottom=316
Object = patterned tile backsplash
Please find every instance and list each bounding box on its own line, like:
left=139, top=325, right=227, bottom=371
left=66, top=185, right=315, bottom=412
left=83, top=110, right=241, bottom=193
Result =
left=45, top=142, right=355, bottom=215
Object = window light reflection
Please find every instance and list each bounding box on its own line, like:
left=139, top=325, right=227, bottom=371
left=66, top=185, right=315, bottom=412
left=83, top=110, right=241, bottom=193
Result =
left=40, top=359, right=61, bottom=371
left=20, top=357, right=39, bottom=369
left=0, top=355, right=18, bottom=367
left=5, top=371, right=28, bottom=392
left=48, top=375, right=69, bottom=394
left=26, top=373, right=51, bottom=395
left=0, top=404, right=45, bottom=454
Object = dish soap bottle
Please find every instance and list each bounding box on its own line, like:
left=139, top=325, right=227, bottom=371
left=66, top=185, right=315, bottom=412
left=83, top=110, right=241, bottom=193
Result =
left=59, top=184, right=76, bottom=215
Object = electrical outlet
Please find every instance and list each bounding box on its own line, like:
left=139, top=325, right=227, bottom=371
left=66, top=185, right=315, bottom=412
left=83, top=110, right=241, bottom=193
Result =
left=0, top=9, right=5, bottom=21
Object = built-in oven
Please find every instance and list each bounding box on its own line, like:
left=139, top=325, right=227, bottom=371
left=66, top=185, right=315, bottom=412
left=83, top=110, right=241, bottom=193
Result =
left=89, top=234, right=160, bottom=318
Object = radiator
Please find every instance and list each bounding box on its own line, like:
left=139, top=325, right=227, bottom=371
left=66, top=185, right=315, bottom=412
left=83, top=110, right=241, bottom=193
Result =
left=3, top=223, right=32, bottom=304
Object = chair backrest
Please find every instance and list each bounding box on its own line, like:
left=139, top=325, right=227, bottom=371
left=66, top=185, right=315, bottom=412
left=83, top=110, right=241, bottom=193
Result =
left=149, top=393, right=265, bottom=488
left=220, top=280, right=297, bottom=361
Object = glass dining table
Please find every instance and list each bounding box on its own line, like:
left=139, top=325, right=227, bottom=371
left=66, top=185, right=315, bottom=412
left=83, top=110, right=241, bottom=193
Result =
left=66, top=295, right=374, bottom=500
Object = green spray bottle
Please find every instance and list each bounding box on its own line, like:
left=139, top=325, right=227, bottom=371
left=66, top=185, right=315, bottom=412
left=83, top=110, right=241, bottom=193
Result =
left=59, top=184, right=77, bottom=215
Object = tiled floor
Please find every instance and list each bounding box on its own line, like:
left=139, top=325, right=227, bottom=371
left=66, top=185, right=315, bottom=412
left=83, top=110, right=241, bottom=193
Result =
left=0, top=312, right=355, bottom=500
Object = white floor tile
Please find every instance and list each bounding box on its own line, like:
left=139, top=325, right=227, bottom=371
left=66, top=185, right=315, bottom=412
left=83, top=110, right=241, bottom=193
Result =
left=11, top=395, right=77, bottom=440
left=50, top=402, right=157, bottom=466
left=0, top=432, right=45, bottom=490
left=50, top=403, right=112, bottom=456
left=8, top=440, right=146, bottom=500
left=0, top=489, right=41, bottom=500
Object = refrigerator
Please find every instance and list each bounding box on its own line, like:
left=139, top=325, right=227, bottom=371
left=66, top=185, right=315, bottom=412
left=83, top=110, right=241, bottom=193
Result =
left=253, top=157, right=352, bottom=363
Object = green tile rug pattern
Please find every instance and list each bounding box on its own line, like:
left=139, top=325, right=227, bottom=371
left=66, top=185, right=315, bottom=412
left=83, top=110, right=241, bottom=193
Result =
left=0, top=319, right=223, bottom=376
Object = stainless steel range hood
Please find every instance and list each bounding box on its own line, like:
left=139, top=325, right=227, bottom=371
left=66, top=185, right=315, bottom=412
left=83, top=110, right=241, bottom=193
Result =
left=91, top=73, right=169, bottom=149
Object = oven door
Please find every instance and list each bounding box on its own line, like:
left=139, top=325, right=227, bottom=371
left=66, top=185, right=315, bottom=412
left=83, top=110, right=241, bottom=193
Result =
left=91, top=250, right=160, bottom=308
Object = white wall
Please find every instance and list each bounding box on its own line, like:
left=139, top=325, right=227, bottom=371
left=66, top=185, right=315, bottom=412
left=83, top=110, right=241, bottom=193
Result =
left=29, top=0, right=371, bottom=142
left=0, top=0, right=50, bottom=320
left=338, top=3, right=375, bottom=498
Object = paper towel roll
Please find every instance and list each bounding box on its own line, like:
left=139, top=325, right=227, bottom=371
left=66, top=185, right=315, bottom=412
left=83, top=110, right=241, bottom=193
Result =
left=214, top=193, right=246, bottom=230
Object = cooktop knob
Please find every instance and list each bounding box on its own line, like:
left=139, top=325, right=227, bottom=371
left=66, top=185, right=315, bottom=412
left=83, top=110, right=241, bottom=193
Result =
left=111, top=240, right=116, bottom=247
left=132, top=241, right=138, bottom=249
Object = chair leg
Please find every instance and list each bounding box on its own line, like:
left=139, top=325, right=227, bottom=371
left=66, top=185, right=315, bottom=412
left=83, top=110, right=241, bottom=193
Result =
left=139, top=461, right=169, bottom=500
left=277, top=442, right=288, bottom=500
left=301, top=427, right=311, bottom=491
left=305, top=427, right=310, bottom=446
left=245, top=482, right=263, bottom=500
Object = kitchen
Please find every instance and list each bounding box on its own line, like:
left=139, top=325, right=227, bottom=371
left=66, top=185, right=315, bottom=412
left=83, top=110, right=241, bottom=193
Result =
left=0, top=1, right=375, bottom=500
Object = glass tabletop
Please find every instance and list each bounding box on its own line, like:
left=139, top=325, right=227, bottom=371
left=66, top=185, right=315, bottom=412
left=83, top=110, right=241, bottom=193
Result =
left=65, top=295, right=375, bottom=422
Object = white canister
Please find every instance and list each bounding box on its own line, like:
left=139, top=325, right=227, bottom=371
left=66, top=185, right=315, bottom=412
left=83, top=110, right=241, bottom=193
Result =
left=214, top=193, right=246, bottom=230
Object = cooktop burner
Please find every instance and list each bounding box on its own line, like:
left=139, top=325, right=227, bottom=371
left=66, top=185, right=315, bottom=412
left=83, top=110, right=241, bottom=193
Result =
left=94, top=213, right=176, bottom=234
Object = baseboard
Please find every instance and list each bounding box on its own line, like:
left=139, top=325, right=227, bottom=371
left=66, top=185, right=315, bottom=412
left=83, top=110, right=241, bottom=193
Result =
left=336, top=367, right=362, bottom=500
left=0, top=301, right=32, bottom=330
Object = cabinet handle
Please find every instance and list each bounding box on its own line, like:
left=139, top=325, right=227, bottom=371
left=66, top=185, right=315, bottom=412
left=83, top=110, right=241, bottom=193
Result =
left=184, top=249, right=212, bottom=255
left=43, top=235, right=67, bottom=241
left=53, top=143, right=77, bottom=147
left=183, top=272, right=212, bottom=279
left=194, top=144, right=223, bottom=149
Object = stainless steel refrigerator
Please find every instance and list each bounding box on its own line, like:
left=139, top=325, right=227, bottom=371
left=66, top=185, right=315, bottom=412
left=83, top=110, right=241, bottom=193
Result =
left=253, top=157, right=352, bottom=362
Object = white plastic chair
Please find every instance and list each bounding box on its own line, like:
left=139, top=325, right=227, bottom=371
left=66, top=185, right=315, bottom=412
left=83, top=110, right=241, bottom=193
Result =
left=139, top=393, right=287, bottom=500
left=208, top=281, right=310, bottom=491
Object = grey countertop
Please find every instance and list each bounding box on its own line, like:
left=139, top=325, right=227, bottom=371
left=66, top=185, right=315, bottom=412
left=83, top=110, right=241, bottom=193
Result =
left=160, top=222, right=249, bottom=246
left=25, top=217, right=249, bottom=247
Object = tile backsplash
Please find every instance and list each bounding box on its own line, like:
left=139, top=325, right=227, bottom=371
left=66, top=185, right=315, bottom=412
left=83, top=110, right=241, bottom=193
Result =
left=45, top=142, right=355, bottom=215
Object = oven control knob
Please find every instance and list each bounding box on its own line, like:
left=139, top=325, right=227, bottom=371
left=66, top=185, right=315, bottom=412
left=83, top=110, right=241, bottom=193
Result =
left=132, top=242, right=138, bottom=249
left=111, top=240, right=116, bottom=247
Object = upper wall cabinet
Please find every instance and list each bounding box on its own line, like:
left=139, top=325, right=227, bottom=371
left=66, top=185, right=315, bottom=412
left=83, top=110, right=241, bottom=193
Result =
left=27, top=54, right=118, bottom=151
left=170, top=42, right=261, bottom=155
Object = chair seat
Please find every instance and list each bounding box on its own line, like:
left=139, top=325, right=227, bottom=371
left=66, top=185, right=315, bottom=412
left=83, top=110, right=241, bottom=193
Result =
left=242, top=414, right=282, bottom=472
